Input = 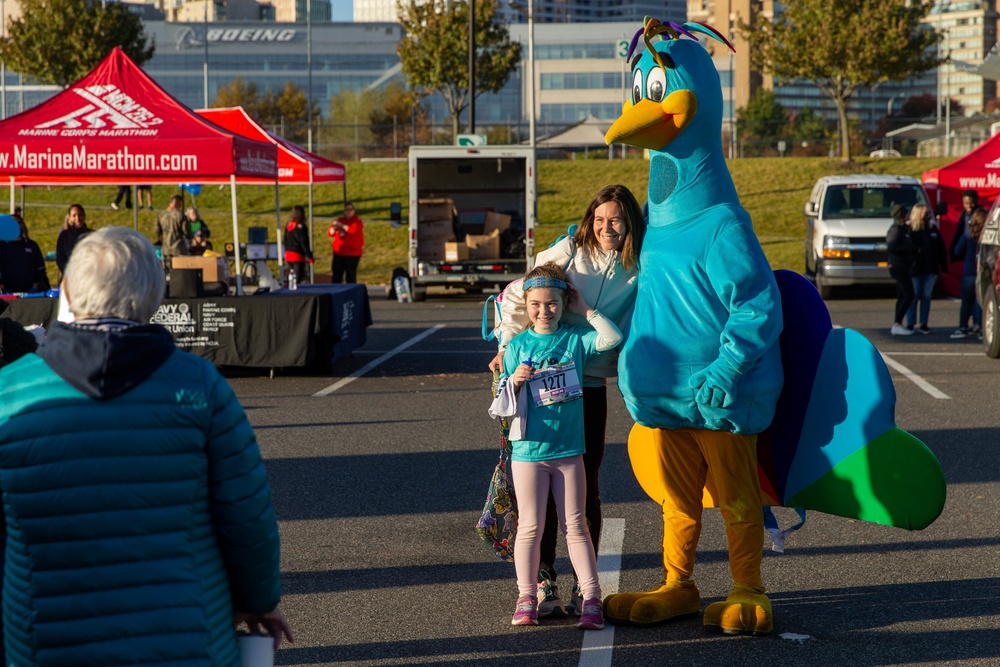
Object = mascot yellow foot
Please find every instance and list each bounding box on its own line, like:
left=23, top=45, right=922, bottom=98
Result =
left=603, top=581, right=701, bottom=626
left=702, top=585, right=772, bottom=636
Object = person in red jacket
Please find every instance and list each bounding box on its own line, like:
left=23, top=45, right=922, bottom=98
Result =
left=283, top=205, right=314, bottom=285
left=327, top=202, right=364, bottom=283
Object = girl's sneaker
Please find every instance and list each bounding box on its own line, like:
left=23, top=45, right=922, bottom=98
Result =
left=511, top=595, right=538, bottom=626
left=576, top=598, right=605, bottom=630
left=567, top=582, right=583, bottom=616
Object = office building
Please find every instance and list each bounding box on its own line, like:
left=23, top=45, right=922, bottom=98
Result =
left=355, top=0, right=685, bottom=25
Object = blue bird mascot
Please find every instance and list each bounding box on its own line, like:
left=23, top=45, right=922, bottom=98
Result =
left=602, top=17, right=946, bottom=636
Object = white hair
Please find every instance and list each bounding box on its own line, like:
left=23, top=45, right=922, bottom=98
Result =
left=64, top=227, right=165, bottom=322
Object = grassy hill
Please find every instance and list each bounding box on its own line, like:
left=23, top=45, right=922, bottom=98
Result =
left=5, top=155, right=952, bottom=287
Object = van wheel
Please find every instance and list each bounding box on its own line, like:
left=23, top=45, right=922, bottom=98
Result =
left=412, top=287, right=427, bottom=302
left=983, top=287, right=1000, bottom=358
left=814, top=269, right=833, bottom=300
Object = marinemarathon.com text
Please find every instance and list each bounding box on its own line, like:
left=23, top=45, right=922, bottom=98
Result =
left=0, top=145, right=198, bottom=172
left=958, top=172, right=1000, bottom=189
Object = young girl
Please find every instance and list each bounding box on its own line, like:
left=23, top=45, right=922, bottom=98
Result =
left=489, top=262, right=623, bottom=629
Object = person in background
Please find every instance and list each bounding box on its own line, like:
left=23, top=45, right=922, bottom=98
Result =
left=0, top=227, right=293, bottom=663
left=905, top=204, right=947, bottom=334
left=111, top=185, right=132, bottom=211
left=328, top=202, right=364, bottom=283
left=156, top=194, right=190, bottom=273
left=489, top=183, right=645, bottom=617
left=137, top=184, right=154, bottom=210
left=950, top=189, right=978, bottom=263
left=887, top=203, right=916, bottom=336
left=0, top=214, right=50, bottom=293
left=488, top=262, right=620, bottom=630
left=284, top=204, right=313, bottom=285
left=55, top=204, right=92, bottom=276
left=186, top=206, right=210, bottom=238
left=951, top=206, right=986, bottom=340
left=189, top=228, right=213, bottom=256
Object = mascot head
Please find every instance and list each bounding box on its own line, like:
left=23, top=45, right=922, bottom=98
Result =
left=606, top=18, right=733, bottom=154
left=606, top=18, right=738, bottom=223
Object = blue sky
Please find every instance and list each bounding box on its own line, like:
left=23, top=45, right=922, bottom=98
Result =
left=332, top=2, right=352, bottom=21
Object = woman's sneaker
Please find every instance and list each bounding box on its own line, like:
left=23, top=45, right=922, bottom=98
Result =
left=536, top=578, right=566, bottom=618
left=576, top=598, right=605, bottom=630
left=511, top=595, right=538, bottom=626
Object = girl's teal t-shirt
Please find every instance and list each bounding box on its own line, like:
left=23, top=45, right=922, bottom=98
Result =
left=502, top=324, right=599, bottom=462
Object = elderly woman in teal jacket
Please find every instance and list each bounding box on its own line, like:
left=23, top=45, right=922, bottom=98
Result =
left=0, top=227, right=292, bottom=665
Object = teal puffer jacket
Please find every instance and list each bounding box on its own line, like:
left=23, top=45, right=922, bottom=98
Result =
left=0, top=337, right=281, bottom=666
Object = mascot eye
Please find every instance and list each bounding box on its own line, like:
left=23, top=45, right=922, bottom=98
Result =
left=646, top=68, right=666, bottom=103
left=632, top=69, right=643, bottom=105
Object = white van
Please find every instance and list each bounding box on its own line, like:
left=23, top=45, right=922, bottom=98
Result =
left=803, top=174, right=935, bottom=298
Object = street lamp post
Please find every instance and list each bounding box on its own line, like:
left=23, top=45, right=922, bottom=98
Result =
left=527, top=0, right=534, bottom=148
left=508, top=2, right=535, bottom=147
left=468, top=0, right=475, bottom=134
left=307, top=0, right=313, bottom=152
left=203, top=0, right=209, bottom=107
left=2, top=0, right=6, bottom=120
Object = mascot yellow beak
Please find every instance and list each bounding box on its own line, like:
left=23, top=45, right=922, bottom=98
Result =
left=605, top=89, right=697, bottom=151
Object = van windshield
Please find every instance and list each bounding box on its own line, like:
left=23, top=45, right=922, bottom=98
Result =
left=822, top=183, right=929, bottom=219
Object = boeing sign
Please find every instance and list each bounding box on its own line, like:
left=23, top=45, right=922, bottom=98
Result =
left=175, top=27, right=298, bottom=49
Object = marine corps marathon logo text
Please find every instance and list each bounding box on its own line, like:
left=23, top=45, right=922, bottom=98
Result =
left=18, top=85, right=163, bottom=138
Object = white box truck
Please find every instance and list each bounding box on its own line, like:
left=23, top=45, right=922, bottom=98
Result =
left=407, top=145, right=536, bottom=300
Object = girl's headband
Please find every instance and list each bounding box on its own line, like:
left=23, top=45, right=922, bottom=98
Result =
left=523, top=276, right=568, bottom=292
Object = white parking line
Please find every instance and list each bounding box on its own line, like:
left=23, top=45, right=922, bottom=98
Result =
left=579, top=518, right=624, bottom=667
left=880, top=353, right=951, bottom=400
left=313, top=324, right=446, bottom=396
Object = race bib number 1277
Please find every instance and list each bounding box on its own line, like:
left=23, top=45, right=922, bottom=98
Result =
left=528, top=362, right=582, bottom=407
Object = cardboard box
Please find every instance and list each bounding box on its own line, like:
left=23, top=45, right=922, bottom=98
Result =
left=417, top=240, right=448, bottom=261
left=172, top=255, right=229, bottom=283
left=418, top=198, right=455, bottom=223
left=483, top=211, right=512, bottom=235
left=445, top=242, right=469, bottom=262
left=418, top=218, right=456, bottom=241
left=465, top=229, right=501, bottom=259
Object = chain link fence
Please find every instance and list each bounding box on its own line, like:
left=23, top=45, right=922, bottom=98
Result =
left=278, top=122, right=859, bottom=161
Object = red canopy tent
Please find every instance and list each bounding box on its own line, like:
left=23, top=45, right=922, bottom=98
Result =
left=196, top=107, right=347, bottom=275
left=0, top=47, right=279, bottom=291
left=922, top=135, right=1000, bottom=294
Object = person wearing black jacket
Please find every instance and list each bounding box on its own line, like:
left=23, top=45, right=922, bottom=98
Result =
left=0, top=215, right=50, bottom=293
left=905, top=204, right=947, bottom=333
left=887, top=203, right=916, bottom=336
left=282, top=204, right=313, bottom=285
left=55, top=204, right=92, bottom=276
left=950, top=189, right=978, bottom=262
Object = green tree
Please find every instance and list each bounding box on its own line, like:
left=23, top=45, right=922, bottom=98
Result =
left=328, top=87, right=379, bottom=148
left=789, top=107, right=828, bottom=142
left=0, top=0, right=153, bottom=87
left=397, top=0, right=521, bottom=140
left=736, top=89, right=788, bottom=141
left=742, top=0, right=942, bottom=162
left=269, top=81, right=321, bottom=145
left=369, top=84, right=431, bottom=153
left=213, top=79, right=319, bottom=144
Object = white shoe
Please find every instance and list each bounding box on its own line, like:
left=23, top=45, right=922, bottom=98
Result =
left=890, top=324, right=914, bottom=336
left=110, top=202, right=119, bottom=211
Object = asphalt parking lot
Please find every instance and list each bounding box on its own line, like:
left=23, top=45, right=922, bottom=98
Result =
left=229, top=286, right=1000, bottom=667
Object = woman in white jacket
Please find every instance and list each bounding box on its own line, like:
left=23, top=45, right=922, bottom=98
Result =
left=489, top=183, right=645, bottom=617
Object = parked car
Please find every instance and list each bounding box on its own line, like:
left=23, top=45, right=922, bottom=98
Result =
left=869, top=149, right=902, bottom=158
left=804, top=174, right=935, bottom=298
left=976, top=196, right=1000, bottom=356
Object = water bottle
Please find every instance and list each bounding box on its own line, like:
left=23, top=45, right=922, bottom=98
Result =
left=288, top=269, right=297, bottom=290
